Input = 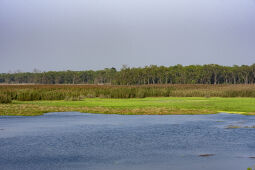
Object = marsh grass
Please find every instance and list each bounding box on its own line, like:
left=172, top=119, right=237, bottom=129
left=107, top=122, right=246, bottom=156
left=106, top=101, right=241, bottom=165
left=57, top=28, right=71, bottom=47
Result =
left=0, top=84, right=255, bottom=102
left=0, top=94, right=12, bottom=104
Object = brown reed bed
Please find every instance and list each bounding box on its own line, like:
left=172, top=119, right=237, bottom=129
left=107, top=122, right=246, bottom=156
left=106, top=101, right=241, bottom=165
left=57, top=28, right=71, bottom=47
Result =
left=0, top=84, right=255, bottom=103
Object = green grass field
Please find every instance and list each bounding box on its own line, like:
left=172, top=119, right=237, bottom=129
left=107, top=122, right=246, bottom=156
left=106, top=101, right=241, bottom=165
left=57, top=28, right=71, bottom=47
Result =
left=1, top=97, right=255, bottom=116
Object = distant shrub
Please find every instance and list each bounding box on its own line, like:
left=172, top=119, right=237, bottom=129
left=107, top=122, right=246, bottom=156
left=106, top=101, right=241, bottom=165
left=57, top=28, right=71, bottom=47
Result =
left=0, top=94, right=12, bottom=104
left=86, top=93, right=96, bottom=98
left=64, top=96, right=83, bottom=101
left=99, top=94, right=111, bottom=98
left=204, top=94, right=211, bottom=98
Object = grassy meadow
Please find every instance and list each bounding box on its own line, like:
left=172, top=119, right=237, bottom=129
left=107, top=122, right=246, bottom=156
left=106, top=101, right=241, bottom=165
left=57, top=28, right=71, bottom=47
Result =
left=0, top=84, right=255, bottom=116
left=1, top=97, right=255, bottom=116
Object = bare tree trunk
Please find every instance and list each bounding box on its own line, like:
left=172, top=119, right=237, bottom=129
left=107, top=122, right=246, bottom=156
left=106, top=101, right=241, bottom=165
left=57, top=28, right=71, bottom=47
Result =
left=214, top=74, right=217, bottom=85
left=245, top=75, right=248, bottom=84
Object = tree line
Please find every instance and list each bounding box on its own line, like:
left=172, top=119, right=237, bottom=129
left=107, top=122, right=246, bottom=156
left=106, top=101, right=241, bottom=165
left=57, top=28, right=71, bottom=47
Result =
left=1, top=64, right=255, bottom=85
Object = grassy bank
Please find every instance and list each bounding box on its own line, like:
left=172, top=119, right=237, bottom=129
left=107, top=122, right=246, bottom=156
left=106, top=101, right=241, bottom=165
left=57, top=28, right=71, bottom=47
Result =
left=1, top=97, right=255, bottom=116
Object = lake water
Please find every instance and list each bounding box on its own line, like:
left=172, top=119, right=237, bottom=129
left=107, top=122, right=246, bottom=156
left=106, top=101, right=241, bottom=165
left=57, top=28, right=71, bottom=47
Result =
left=0, top=112, right=255, bottom=170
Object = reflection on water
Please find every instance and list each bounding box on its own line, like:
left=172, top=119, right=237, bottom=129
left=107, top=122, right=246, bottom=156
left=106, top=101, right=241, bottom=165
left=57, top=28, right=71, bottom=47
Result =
left=0, top=112, right=255, bottom=170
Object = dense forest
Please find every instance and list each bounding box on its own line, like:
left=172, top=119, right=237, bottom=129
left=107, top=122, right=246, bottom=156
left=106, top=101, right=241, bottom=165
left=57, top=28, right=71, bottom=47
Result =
left=1, top=64, right=255, bottom=85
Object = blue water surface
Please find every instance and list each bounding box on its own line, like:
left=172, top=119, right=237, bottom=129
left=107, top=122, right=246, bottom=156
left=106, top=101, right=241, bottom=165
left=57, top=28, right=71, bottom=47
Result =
left=0, top=112, right=255, bottom=170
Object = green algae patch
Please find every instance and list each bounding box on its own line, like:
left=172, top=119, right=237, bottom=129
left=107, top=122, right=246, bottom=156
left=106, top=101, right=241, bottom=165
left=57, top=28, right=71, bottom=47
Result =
left=218, top=111, right=246, bottom=114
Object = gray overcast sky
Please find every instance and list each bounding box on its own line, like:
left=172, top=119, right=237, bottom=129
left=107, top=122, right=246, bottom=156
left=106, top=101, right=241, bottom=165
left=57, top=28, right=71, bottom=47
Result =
left=0, top=0, right=255, bottom=73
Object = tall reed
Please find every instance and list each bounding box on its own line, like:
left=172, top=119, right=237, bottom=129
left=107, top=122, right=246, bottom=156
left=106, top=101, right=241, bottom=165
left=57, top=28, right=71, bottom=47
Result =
left=0, top=84, right=254, bottom=102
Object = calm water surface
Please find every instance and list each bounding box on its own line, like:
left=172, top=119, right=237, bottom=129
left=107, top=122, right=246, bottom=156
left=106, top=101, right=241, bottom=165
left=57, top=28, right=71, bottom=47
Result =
left=0, top=112, right=255, bottom=170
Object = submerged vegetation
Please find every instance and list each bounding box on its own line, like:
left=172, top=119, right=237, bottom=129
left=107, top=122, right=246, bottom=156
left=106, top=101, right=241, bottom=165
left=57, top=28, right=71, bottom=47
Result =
left=225, top=125, right=255, bottom=129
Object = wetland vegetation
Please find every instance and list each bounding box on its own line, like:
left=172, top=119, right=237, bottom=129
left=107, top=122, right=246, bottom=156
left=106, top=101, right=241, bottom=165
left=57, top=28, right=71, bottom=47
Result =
left=0, top=84, right=255, bottom=116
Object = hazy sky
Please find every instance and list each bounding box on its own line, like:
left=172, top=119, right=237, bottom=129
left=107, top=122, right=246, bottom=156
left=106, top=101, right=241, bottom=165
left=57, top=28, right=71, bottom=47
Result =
left=0, top=0, right=255, bottom=73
